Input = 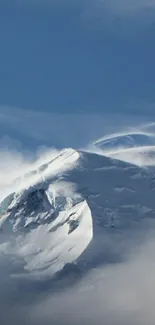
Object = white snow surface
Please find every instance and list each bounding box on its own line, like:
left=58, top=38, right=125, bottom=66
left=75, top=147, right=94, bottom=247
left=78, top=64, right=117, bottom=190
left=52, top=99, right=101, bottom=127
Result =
left=0, top=147, right=155, bottom=278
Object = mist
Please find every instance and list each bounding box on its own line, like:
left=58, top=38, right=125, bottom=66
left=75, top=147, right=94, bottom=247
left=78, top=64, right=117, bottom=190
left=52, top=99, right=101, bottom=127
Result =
left=31, top=238, right=155, bottom=325
left=1, top=227, right=155, bottom=324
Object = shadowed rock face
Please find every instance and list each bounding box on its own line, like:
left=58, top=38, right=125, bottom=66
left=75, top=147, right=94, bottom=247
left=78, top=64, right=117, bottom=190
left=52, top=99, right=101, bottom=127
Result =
left=0, top=192, right=15, bottom=216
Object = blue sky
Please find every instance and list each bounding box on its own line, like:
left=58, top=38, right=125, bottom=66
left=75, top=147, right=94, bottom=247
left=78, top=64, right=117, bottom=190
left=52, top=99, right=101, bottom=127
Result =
left=0, top=1, right=155, bottom=149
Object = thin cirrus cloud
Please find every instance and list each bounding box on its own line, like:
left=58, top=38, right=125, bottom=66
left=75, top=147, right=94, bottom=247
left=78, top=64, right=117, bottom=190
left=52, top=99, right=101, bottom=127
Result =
left=3, top=0, right=155, bottom=13
left=98, top=0, right=155, bottom=14
left=0, top=106, right=148, bottom=149
left=81, top=0, right=155, bottom=31
left=1, top=0, right=155, bottom=35
left=40, top=0, right=155, bottom=15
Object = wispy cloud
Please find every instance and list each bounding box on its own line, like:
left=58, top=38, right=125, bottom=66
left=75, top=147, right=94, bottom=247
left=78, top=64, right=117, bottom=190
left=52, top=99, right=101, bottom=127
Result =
left=97, top=0, right=155, bottom=15
left=81, top=0, right=155, bottom=34
left=2, top=0, right=155, bottom=17
left=0, top=106, right=148, bottom=150
left=90, top=122, right=155, bottom=166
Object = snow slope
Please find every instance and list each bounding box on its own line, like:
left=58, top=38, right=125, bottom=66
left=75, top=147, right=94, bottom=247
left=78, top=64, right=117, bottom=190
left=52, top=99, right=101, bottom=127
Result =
left=0, top=148, right=155, bottom=278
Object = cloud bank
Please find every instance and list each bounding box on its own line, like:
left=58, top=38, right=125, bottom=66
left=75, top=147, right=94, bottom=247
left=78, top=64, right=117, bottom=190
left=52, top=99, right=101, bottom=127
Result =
left=1, top=227, right=155, bottom=325
left=31, top=238, right=155, bottom=325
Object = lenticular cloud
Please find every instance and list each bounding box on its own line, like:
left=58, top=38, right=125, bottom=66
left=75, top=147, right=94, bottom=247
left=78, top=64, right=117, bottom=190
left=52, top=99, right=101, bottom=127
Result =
left=92, top=122, right=155, bottom=166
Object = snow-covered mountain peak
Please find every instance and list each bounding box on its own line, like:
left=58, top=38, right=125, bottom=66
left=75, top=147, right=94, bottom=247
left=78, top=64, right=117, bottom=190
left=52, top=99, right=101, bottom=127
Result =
left=0, top=148, right=155, bottom=278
